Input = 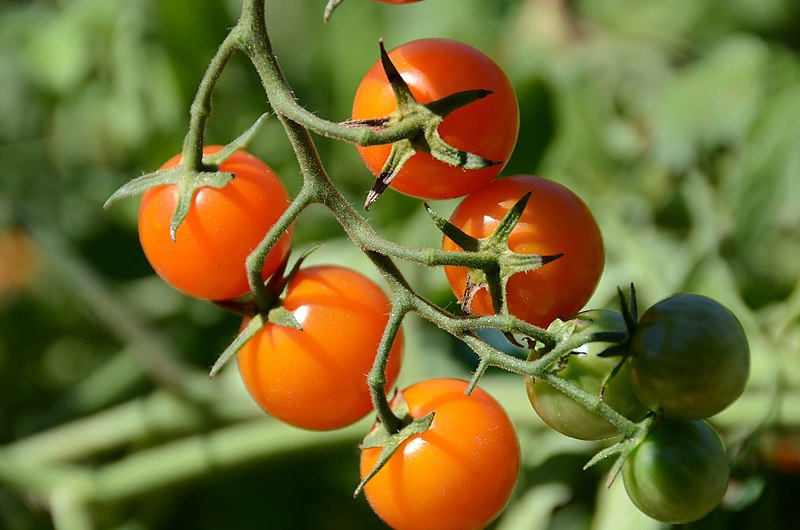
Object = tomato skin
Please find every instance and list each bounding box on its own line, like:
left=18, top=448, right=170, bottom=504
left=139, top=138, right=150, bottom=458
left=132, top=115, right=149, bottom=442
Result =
left=630, top=293, right=750, bottom=420
left=138, top=146, right=292, bottom=301
left=443, top=176, right=604, bottom=328
left=237, top=265, right=403, bottom=431
left=352, top=38, right=519, bottom=200
left=360, top=378, right=520, bottom=530
left=622, top=419, right=729, bottom=524
left=526, top=310, right=648, bottom=440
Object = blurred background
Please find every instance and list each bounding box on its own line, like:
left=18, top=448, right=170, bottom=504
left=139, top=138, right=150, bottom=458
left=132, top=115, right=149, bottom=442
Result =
left=1, top=0, right=799, bottom=528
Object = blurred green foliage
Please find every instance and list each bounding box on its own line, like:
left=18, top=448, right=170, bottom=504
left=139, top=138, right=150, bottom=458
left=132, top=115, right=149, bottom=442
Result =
left=1, top=0, right=799, bottom=529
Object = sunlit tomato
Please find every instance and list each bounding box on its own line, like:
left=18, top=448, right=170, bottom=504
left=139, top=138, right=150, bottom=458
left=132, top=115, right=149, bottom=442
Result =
left=443, top=175, right=604, bottom=328
left=138, top=146, right=292, bottom=300
left=352, top=38, right=519, bottom=200
left=526, top=310, right=648, bottom=440
left=630, top=293, right=750, bottom=420
left=237, top=265, right=403, bottom=431
left=622, top=419, right=730, bottom=524
left=360, top=378, right=519, bottom=530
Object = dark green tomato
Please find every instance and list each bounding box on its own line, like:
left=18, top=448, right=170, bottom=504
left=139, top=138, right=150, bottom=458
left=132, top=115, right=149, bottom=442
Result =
left=622, top=419, right=729, bottom=524
left=630, top=293, right=750, bottom=420
left=526, top=310, right=648, bottom=440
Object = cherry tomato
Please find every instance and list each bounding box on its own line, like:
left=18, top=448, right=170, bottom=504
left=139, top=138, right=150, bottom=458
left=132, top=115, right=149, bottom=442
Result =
left=360, top=378, right=519, bottom=530
left=622, top=418, right=729, bottom=524
left=630, top=293, right=750, bottom=420
left=237, top=265, right=403, bottom=431
left=138, top=146, right=292, bottom=300
left=443, top=175, right=605, bottom=328
left=352, top=38, right=519, bottom=200
left=526, top=310, right=648, bottom=440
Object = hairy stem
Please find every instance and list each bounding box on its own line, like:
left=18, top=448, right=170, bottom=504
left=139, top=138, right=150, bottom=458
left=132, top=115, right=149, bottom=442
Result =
left=182, top=31, right=239, bottom=170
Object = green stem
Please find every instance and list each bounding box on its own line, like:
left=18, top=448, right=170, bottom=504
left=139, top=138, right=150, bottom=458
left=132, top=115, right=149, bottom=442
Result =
left=182, top=31, right=239, bottom=170
left=365, top=278, right=409, bottom=434
left=245, top=186, right=316, bottom=309
left=231, top=0, right=636, bottom=441
left=237, top=0, right=418, bottom=146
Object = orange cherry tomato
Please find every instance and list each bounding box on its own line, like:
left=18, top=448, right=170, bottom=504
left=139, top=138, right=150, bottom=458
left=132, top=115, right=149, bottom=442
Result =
left=138, top=146, right=292, bottom=300
left=237, top=265, right=403, bottom=431
left=352, top=38, right=519, bottom=200
left=443, top=175, right=604, bottom=328
left=360, top=378, right=520, bottom=530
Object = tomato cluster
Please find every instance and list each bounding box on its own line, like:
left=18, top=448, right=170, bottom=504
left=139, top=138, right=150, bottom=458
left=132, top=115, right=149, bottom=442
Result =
left=524, top=294, right=749, bottom=523
left=118, top=1, right=753, bottom=528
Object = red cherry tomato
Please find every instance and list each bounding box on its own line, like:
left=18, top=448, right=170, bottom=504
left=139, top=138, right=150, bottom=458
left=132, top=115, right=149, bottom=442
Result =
left=237, top=265, right=403, bottom=431
left=443, top=175, right=605, bottom=328
left=352, top=38, right=519, bottom=200
left=138, top=146, right=292, bottom=300
left=360, top=378, right=520, bottom=530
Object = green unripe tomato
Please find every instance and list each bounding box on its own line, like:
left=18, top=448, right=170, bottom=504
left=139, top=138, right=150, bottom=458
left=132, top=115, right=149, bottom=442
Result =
left=526, top=310, right=649, bottom=440
left=622, top=418, right=729, bottom=524
left=630, top=293, right=750, bottom=420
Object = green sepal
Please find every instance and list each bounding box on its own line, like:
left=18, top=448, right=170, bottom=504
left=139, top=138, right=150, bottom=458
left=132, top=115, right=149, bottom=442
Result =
left=424, top=203, right=479, bottom=252
left=486, top=192, right=531, bottom=245
left=584, top=414, right=655, bottom=487
left=365, top=140, right=416, bottom=210
left=266, top=306, right=302, bottom=331
left=168, top=173, right=233, bottom=241
left=466, top=356, right=491, bottom=396
left=425, top=88, right=493, bottom=119
left=379, top=40, right=416, bottom=109
left=208, top=313, right=265, bottom=379
left=260, top=243, right=324, bottom=299
left=102, top=167, right=182, bottom=210
left=354, top=396, right=435, bottom=497
left=201, top=113, right=269, bottom=166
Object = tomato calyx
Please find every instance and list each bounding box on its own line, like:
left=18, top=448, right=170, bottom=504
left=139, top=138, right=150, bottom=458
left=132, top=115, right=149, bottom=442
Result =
left=354, top=394, right=435, bottom=497
left=349, top=41, right=500, bottom=209
left=583, top=411, right=657, bottom=485
left=208, top=247, right=325, bottom=379
left=429, top=193, right=563, bottom=316
left=104, top=114, right=268, bottom=240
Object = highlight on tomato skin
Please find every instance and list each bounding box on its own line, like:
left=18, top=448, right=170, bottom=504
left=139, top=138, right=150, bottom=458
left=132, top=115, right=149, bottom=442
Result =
left=237, top=265, right=403, bottom=431
left=137, top=146, right=292, bottom=301
left=442, top=175, right=605, bottom=329
left=360, top=378, right=520, bottom=530
left=352, top=38, right=519, bottom=201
